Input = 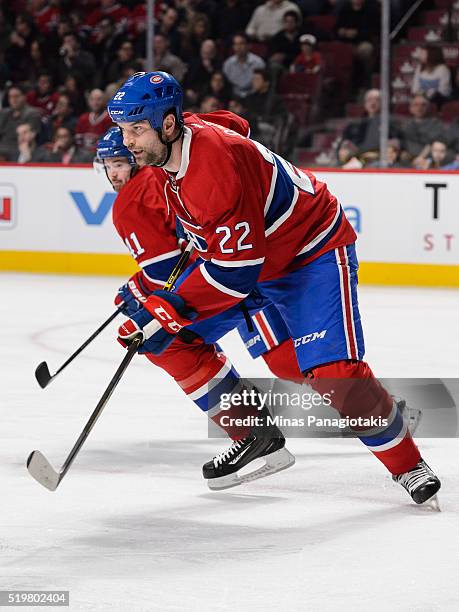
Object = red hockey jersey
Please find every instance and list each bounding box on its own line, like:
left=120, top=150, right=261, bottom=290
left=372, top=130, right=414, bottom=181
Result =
left=162, top=112, right=356, bottom=320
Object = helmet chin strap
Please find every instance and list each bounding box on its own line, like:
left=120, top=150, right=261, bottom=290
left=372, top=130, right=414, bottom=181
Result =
left=152, top=127, right=183, bottom=168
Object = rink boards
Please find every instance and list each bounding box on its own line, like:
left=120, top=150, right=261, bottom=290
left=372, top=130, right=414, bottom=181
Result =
left=0, top=164, right=457, bottom=286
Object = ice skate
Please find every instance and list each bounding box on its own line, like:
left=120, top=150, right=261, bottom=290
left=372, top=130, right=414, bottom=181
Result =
left=203, top=407, right=295, bottom=490
left=392, top=458, right=441, bottom=505
left=393, top=396, right=422, bottom=435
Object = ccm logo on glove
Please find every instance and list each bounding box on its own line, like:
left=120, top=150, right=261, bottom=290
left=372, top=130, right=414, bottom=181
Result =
left=128, top=279, right=147, bottom=303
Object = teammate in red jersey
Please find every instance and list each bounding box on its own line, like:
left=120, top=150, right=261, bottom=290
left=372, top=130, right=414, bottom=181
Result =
left=107, top=71, right=441, bottom=504
left=96, top=126, right=299, bottom=489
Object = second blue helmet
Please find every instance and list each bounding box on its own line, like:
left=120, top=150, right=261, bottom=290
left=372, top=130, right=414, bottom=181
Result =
left=96, top=126, right=136, bottom=164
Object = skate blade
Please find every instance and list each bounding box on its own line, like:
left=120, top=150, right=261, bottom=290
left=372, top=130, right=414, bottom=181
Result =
left=426, top=494, right=441, bottom=512
left=207, top=447, right=295, bottom=491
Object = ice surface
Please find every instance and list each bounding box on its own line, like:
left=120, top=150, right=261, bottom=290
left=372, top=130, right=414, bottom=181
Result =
left=1, top=273, right=459, bottom=611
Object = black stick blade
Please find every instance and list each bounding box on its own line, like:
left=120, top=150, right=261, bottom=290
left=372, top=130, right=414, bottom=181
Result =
left=27, top=450, right=61, bottom=491
left=35, top=362, right=52, bottom=389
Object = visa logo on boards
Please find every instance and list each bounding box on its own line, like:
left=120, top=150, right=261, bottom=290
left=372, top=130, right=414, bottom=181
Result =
left=70, top=191, right=117, bottom=225
left=343, top=206, right=361, bottom=233
left=70, top=191, right=363, bottom=235
left=0, top=184, right=17, bottom=229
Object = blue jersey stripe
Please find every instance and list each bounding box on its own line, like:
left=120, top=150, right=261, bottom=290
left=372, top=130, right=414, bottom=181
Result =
left=143, top=254, right=182, bottom=283
left=264, top=156, right=295, bottom=233
left=203, top=261, right=262, bottom=295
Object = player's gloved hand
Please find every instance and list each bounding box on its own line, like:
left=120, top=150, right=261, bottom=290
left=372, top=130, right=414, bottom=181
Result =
left=117, top=291, right=197, bottom=355
left=115, top=271, right=150, bottom=317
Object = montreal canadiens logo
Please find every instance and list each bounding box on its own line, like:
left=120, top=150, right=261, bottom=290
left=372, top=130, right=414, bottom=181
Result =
left=150, top=75, right=164, bottom=84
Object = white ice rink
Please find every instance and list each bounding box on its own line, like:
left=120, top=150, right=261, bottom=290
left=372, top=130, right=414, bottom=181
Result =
left=2, top=273, right=459, bottom=612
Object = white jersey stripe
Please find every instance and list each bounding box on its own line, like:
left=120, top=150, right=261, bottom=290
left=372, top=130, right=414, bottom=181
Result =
left=264, top=159, right=278, bottom=216
left=366, top=420, right=408, bottom=453
left=200, top=265, right=248, bottom=299
left=140, top=249, right=182, bottom=268
left=253, top=313, right=270, bottom=349
left=210, top=257, right=265, bottom=267
left=188, top=356, right=232, bottom=401
left=260, top=310, right=279, bottom=347
left=342, top=246, right=358, bottom=359
left=296, top=200, right=341, bottom=256
left=265, top=187, right=299, bottom=237
left=142, top=270, right=166, bottom=286
left=335, top=248, right=352, bottom=359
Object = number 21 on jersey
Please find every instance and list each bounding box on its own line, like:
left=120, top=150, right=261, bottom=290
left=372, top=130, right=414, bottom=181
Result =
left=124, top=232, right=145, bottom=258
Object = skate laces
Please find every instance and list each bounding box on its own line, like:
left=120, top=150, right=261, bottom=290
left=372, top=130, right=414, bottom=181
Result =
left=213, top=439, right=247, bottom=467
left=394, top=460, right=435, bottom=493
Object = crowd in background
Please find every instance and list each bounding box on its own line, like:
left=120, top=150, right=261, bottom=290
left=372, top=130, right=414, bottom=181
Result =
left=0, top=0, right=458, bottom=169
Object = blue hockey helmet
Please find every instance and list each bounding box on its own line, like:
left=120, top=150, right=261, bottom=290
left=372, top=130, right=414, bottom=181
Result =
left=95, top=126, right=135, bottom=164
left=107, top=71, right=184, bottom=130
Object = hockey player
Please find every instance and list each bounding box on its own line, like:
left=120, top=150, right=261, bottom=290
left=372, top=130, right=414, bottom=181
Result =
left=96, top=126, right=300, bottom=489
left=107, top=71, right=440, bottom=504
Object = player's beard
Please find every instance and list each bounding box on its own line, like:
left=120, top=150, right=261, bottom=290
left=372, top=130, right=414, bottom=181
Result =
left=144, top=143, right=168, bottom=167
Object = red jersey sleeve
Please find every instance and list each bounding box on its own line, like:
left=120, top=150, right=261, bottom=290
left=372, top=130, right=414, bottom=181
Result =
left=113, top=167, right=182, bottom=291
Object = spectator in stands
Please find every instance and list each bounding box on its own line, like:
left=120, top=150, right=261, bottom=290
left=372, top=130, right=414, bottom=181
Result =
left=440, top=154, right=459, bottom=171
left=411, top=45, right=452, bottom=109
left=0, top=8, right=12, bottom=55
left=0, top=86, right=42, bottom=159
left=335, top=138, right=361, bottom=168
left=48, top=126, right=93, bottom=164
left=246, top=0, right=302, bottom=42
left=106, top=41, right=141, bottom=86
left=57, top=32, right=97, bottom=89
left=62, top=73, right=87, bottom=115
left=180, top=13, right=212, bottom=59
left=47, top=93, right=77, bottom=136
left=341, top=88, right=400, bottom=160
left=203, top=71, right=233, bottom=106
left=156, top=7, right=182, bottom=57
left=91, top=17, right=125, bottom=78
left=185, top=39, right=221, bottom=104
left=85, top=0, right=129, bottom=30
left=153, top=34, right=187, bottom=83
left=75, top=88, right=113, bottom=151
left=105, top=63, right=141, bottom=100
left=368, top=139, right=406, bottom=168
left=199, top=95, right=223, bottom=113
left=245, top=68, right=287, bottom=148
left=401, top=93, right=446, bottom=164
left=336, top=0, right=379, bottom=89
left=13, top=122, right=50, bottom=163
left=0, top=53, right=9, bottom=108
left=290, top=34, right=323, bottom=74
left=215, top=0, right=253, bottom=45
left=413, top=139, right=452, bottom=170
left=31, top=0, right=61, bottom=35
left=26, top=73, right=60, bottom=119
left=223, top=33, right=265, bottom=98
left=228, top=95, right=259, bottom=133
left=268, top=10, right=303, bottom=69
left=5, top=13, right=37, bottom=82
left=25, top=39, right=57, bottom=87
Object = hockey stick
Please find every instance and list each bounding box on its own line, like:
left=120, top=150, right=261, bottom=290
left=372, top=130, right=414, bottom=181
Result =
left=27, top=242, right=194, bottom=491
left=35, top=305, right=125, bottom=389
left=27, top=336, right=141, bottom=491
left=35, top=243, right=194, bottom=388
